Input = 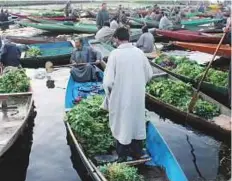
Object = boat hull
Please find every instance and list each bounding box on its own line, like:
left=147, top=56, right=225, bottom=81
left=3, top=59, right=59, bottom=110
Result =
left=173, top=42, right=231, bottom=57
left=156, top=29, right=222, bottom=43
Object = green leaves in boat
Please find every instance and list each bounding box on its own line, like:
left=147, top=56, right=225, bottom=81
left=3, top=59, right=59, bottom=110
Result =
left=146, top=78, right=220, bottom=119
left=0, top=68, right=30, bottom=93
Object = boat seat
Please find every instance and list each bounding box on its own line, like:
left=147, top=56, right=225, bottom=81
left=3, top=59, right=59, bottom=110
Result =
left=213, top=115, right=231, bottom=131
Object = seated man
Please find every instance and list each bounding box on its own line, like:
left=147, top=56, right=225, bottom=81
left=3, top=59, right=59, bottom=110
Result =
left=0, top=38, right=21, bottom=68
left=159, top=12, right=173, bottom=30
left=95, top=21, right=115, bottom=43
left=70, top=38, right=102, bottom=82
left=136, top=26, right=154, bottom=53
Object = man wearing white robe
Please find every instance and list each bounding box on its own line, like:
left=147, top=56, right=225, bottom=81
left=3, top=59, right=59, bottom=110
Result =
left=159, top=12, right=173, bottom=30
left=103, top=27, right=153, bottom=161
left=95, top=22, right=115, bottom=43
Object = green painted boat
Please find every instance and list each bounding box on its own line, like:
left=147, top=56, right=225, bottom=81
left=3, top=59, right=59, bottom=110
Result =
left=182, top=18, right=223, bottom=26
left=149, top=60, right=228, bottom=99
left=20, top=41, right=74, bottom=68
left=130, top=17, right=223, bottom=28
left=128, top=17, right=159, bottom=28
left=185, top=12, right=203, bottom=18
left=19, top=21, right=98, bottom=34
left=31, top=11, right=64, bottom=17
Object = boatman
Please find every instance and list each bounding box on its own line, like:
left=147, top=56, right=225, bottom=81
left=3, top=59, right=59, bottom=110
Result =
left=0, top=38, right=21, bottom=70
left=102, top=27, right=153, bottom=162
left=159, top=12, right=173, bottom=30
left=95, top=21, right=115, bottom=43
left=96, top=3, right=109, bottom=30
left=70, top=38, right=102, bottom=82
left=136, top=25, right=154, bottom=53
left=64, top=0, right=72, bottom=17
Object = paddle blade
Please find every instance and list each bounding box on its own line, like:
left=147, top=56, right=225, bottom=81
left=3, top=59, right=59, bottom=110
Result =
left=45, top=61, right=54, bottom=73
left=188, top=92, right=199, bottom=113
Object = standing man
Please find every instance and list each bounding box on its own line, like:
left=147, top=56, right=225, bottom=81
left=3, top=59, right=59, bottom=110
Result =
left=96, top=3, right=109, bottom=30
left=64, top=0, right=72, bottom=17
left=103, top=27, right=153, bottom=162
left=136, top=25, right=154, bottom=53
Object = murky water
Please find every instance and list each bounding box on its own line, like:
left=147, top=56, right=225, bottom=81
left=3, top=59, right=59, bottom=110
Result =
left=0, top=4, right=231, bottom=181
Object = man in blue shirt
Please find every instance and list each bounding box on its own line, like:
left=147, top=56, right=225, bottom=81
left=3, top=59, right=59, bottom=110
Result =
left=70, top=38, right=102, bottom=82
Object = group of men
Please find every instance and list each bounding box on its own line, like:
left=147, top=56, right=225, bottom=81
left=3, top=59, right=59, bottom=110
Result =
left=0, top=9, right=9, bottom=22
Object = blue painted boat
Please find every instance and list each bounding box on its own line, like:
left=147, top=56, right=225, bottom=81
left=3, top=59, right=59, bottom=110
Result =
left=20, top=41, right=75, bottom=68
left=64, top=71, right=188, bottom=181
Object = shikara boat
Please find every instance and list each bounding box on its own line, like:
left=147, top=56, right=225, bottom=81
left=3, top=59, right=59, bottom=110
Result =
left=181, top=18, right=222, bottom=26
left=88, top=40, right=114, bottom=58
left=20, top=41, right=74, bottom=68
left=149, top=60, right=228, bottom=98
left=173, top=41, right=231, bottom=58
left=6, top=35, right=64, bottom=44
left=128, top=17, right=159, bottom=28
left=0, top=92, right=34, bottom=158
left=146, top=73, right=231, bottom=140
left=0, top=20, right=14, bottom=27
left=64, top=74, right=188, bottom=181
left=155, top=30, right=222, bottom=43
left=18, top=22, right=98, bottom=34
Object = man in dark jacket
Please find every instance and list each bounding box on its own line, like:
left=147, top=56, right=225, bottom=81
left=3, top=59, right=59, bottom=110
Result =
left=0, top=39, right=21, bottom=68
left=96, top=3, right=109, bottom=29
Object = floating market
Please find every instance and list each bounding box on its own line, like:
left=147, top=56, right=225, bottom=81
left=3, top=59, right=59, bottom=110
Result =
left=0, top=1, right=231, bottom=181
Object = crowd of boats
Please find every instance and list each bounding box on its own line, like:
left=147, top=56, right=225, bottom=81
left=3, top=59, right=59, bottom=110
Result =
left=0, top=1, right=231, bottom=181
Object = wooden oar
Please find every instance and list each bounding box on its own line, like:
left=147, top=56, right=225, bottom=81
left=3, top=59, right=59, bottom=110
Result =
left=187, top=29, right=228, bottom=113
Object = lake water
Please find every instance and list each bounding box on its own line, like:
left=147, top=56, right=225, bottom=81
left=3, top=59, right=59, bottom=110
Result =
left=0, top=4, right=231, bottom=181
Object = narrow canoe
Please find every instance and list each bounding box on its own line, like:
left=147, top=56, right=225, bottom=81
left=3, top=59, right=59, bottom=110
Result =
left=146, top=73, right=231, bottom=140
left=88, top=40, right=114, bottom=59
left=6, top=35, right=65, bottom=44
left=64, top=74, right=188, bottom=181
left=182, top=18, right=222, bottom=26
left=27, top=16, right=79, bottom=24
left=173, top=41, right=231, bottom=57
left=20, top=41, right=74, bottom=68
left=0, top=20, right=14, bottom=27
left=155, top=30, right=222, bottom=43
left=18, top=22, right=98, bottom=34
left=0, top=92, right=34, bottom=158
left=128, top=17, right=159, bottom=28
left=149, top=60, right=228, bottom=98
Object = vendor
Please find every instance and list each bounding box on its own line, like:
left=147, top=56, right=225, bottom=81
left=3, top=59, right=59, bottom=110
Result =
left=70, top=38, right=102, bottom=82
left=159, top=12, right=173, bottom=30
left=95, top=21, right=115, bottom=43
left=136, top=25, right=154, bottom=53
left=0, top=39, right=21, bottom=68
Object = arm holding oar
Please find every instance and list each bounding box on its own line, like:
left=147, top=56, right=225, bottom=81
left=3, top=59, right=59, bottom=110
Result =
left=188, top=23, right=230, bottom=113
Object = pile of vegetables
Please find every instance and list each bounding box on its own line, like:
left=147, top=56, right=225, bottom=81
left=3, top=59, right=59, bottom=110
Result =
left=154, top=54, right=228, bottom=87
left=146, top=78, right=220, bottom=119
left=0, top=69, right=30, bottom=93
left=65, top=95, right=114, bottom=157
left=27, top=47, right=42, bottom=58
left=99, top=163, right=144, bottom=181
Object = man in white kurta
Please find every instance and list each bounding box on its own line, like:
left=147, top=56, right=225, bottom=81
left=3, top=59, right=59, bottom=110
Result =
left=103, top=27, right=153, bottom=161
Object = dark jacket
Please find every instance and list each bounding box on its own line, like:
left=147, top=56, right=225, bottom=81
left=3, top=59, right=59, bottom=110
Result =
left=96, top=9, right=109, bottom=29
left=0, top=43, right=21, bottom=67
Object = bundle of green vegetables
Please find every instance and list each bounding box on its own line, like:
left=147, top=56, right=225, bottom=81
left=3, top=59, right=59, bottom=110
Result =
left=0, top=69, right=30, bottom=93
left=27, top=47, right=42, bottom=58
left=65, top=95, right=114, bottom=157
left=154, top=54, right=228, bottom=87
left=99, top=163, right=144, bottom=181
left=146, top=78, right=220, bottom=119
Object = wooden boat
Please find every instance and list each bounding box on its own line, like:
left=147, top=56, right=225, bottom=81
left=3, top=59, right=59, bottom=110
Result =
left=64, top=74, right=188, bottom=181
left=88, top=40, right=114, bottom=59
left=0, top=20, right=14, bottom=27
left=18, top=22, right=98, bottom=34
left=181, top=18, right=222, bottom=26
left=6, top=35, right=64, bottom=44
left=155, top=30, right=222, bottom=43
left=128, top=17, right=159, bottom=28
left=149, top=60, right=228, bottom=98
left=0, top=91, right=34, bottom=158
left=146, top=73, right=231, bottom=140
left=20, top=41, right=74, bottom=68
left=173, top=41, right=231, bottom=58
